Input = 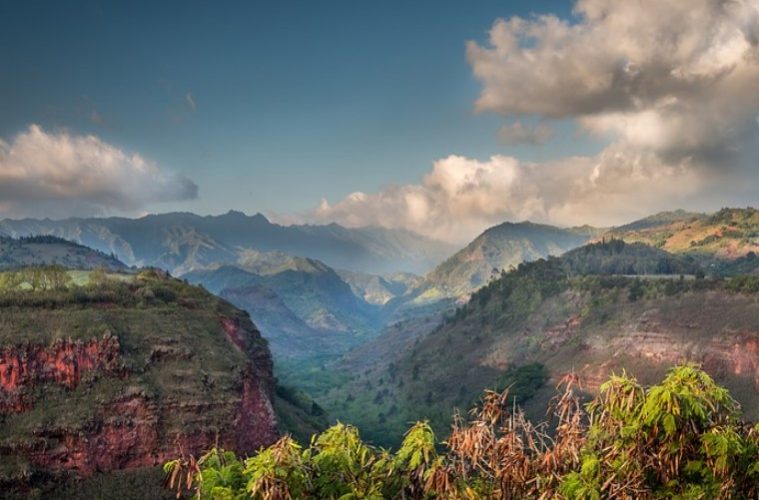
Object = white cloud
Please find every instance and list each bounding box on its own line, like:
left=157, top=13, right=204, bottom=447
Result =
left=467, top=0, right=759, bottom=162
left=0, top=125, right=197, bottom=218
left=311, top=150, right=703, bottom=243
left=308, top=0, right=759, bottom=242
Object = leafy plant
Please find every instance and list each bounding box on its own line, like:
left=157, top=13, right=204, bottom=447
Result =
left=168, top=364, right=759, bottom=499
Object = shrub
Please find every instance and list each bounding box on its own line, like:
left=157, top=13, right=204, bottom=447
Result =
left=167, top=364, right=759, bottom=499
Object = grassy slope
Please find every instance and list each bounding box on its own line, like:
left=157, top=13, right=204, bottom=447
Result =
left=605, top=208, right=759, bottom=272
left=0, top=236, right=126, bottom=271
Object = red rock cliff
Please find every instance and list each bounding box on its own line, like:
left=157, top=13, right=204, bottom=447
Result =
left=0, top=316, right=278, bottom=479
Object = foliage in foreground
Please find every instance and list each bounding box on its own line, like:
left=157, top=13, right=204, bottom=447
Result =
left=166, top=364, right=759, bottom=499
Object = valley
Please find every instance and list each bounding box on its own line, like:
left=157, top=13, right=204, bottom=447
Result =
left=5, top=208, right=759, bottom=495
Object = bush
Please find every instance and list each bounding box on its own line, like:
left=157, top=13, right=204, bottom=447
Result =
left=167, top=364, right=759, bottom=499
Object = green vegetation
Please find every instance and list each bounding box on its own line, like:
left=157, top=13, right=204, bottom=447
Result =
left=319, top=243, right=759, bottom=449
left=274, top=384, right=330, bottom=444
left=605, top=207, right=759, bottom=275
left=561, top=239, right=700, bottom=275
left=168, top=365, right=759, bottom=499
left=4, top=467, right=174, bottom=500
left=0, top=235, right=125, bottom=271
left=494, top=362, right=549, bottom=405
left=0, top=265, right=72, bottom=291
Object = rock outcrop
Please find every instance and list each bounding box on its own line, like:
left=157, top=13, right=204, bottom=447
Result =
left=0, top=272, right=278, bottom=489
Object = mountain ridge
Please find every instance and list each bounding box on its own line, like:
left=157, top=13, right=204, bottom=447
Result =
left=0, top=211, right=455, bottom=276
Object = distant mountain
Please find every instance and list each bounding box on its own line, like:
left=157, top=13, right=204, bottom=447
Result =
left=604, top=207, right=759, bottom=274
left=185, top=265, right=378, bottom=336
left=337, top=269, right=423, bottom=305
left=220, top=285, right=338, bottom=361
left=0, top=211, right=455, bottom=275
left=0, top=235, right=126, bottom=271
left=419, top=221, right=593, bottom=297
left=183, top=250, right=382, bottom=362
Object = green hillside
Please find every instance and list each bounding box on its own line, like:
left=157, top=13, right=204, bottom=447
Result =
left=318, top=243, right=759, bottom=447
left=0, top=235, right=126, bottom=271
left=605, top=207, right=759, bottom=274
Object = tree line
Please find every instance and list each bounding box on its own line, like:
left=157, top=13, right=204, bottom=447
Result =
left=0, top=266, right=72, bottom=291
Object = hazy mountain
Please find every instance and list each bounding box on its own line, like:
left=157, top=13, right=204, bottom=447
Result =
left=418, top=221, right=593, bottom=298
left=337, top=269, right=423, bottom=305
left=220, top=285, right=339, bottom=361
left=183, top=251, right=381, bottom=339
left=0, top=211, right=455, bottom=275
left=0, top=235, right=126, bottom=271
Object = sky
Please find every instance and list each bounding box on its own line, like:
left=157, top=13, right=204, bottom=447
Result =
left=2, top=0, right=759, bottom=243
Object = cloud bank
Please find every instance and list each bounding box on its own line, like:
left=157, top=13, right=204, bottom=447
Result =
left=310, top=0, right=759, bottom=242
left=0, top=125, right=197, bottom=218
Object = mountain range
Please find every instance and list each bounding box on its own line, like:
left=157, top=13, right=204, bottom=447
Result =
left=6, top=206, right=759, bottom=491
left=182, top=252, right=383, bottom=363
left=0, top=211, right=455, bottom=276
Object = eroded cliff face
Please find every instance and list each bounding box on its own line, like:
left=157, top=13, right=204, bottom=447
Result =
left=0, top=335, right=122, bottom=412
left=0, top=274, right=279, bottom=488
left=1, top=318, right=277, bottom=478
left=532, top=292, right=759, bottom=420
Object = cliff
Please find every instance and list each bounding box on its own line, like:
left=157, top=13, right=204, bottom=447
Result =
left=0, top=269, right=278, bottom=494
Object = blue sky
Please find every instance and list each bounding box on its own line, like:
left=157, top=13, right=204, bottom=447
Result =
left=1, top=0, right=592, bottom=216
left=2, top=0, right=756, bottom=241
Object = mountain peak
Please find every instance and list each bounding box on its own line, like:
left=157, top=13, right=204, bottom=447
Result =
left=218, top=210, right=270, bottom=224
left=251, top=212, right=270, bottom=223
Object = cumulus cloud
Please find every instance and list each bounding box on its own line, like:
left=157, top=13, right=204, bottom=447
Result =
left=467, top=0, right=759, bottom=162
left=0, top=125, right=197, bottom=218
left=308, top=0, right=759, bottom=242
left=499, top=121, right=552, bottom=145
left=311, top=152, right=702, bottom=242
